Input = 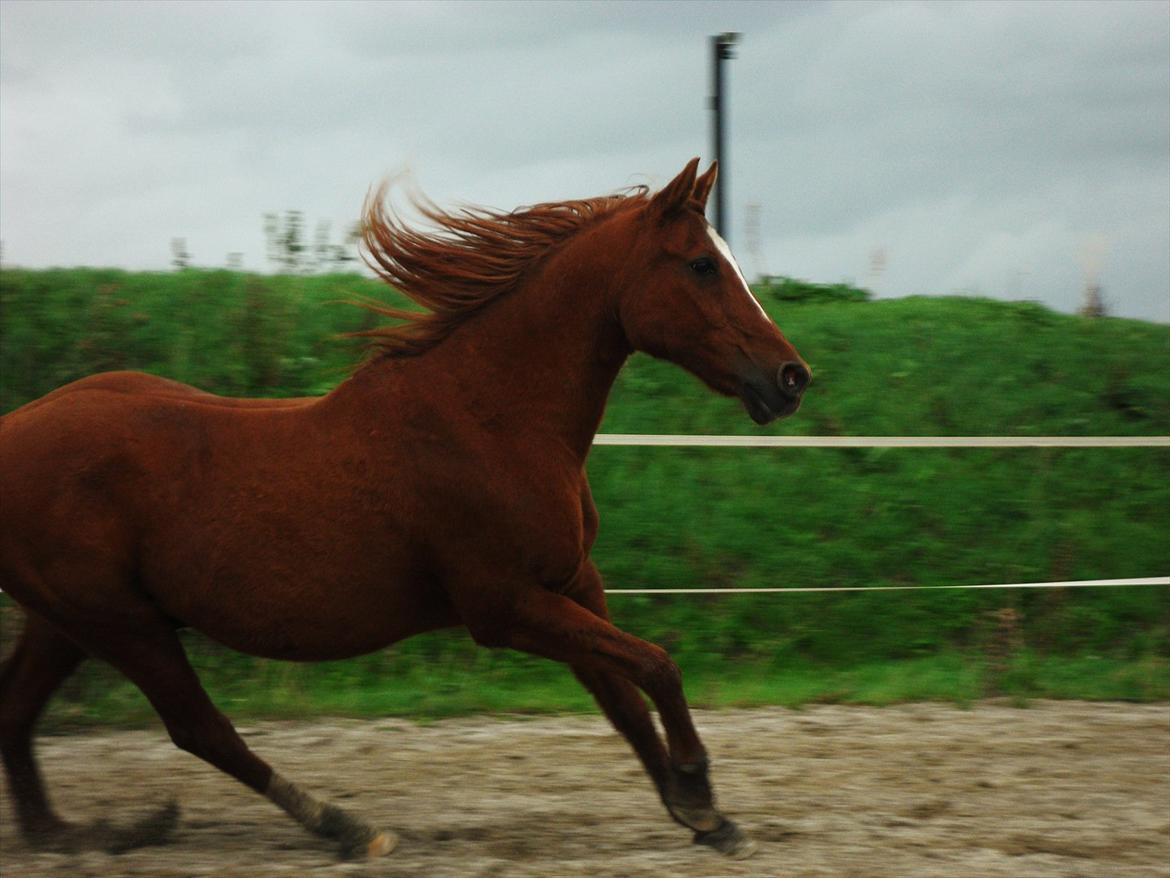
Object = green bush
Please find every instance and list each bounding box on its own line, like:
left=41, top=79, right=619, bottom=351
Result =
left=1, top=267, right=1167, bottom=716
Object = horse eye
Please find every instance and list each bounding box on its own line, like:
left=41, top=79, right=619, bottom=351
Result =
left=689, top=257, right=717, bottom=276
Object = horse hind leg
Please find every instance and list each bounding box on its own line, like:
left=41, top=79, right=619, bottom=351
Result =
left=0, top=610, right=179, bottom=853
left=0, top=610, right=86, bottom=840
left=66, top=620, right=395, bottom=859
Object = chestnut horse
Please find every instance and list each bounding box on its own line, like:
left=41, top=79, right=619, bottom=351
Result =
left=0, top=159, right=809, bottom=859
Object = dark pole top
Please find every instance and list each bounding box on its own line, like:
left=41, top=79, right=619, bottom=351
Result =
left=715, top=31, right=739, bottom=59
left=710, top=32, right=740, bottom=241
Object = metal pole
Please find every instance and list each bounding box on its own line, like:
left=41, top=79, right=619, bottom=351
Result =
left=710, top=32, right=739, bottom=240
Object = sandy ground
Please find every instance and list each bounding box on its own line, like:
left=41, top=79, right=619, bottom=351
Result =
left=1, top=702, right=1167, bottom=878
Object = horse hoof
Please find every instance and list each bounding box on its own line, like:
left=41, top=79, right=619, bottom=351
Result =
left=694, top=819, right=757, bottom=859
left=22, top=819, right=77, bottom=852
left=25, top=800, right=181, bottom=854
left=365, top=831, right=398, bottom=858
left=105, top=799, right=181, bottom=853
left=337, top=827, right=398, bottom=859
left=319, top=802, right=398, bottom=859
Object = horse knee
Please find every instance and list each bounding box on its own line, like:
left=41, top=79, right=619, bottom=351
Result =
left=640, top=647, right=683, bottom=699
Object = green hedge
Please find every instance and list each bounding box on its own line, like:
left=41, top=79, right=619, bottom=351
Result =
left=2, top=268, right=1167, bottom=672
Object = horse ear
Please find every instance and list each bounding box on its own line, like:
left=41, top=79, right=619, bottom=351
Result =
left=649, top=157, right=702, bottom=219
left=692, top=162, right=718, bottom=210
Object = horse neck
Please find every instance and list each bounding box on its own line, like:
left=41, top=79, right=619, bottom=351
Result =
left=351, top=223, right=633, bottom=462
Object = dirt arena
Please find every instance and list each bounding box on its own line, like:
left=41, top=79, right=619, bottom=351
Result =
left=2, top=702, right=1167, bottom=877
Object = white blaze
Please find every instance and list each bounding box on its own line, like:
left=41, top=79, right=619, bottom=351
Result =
left=705, top=224, right=769, bottom=321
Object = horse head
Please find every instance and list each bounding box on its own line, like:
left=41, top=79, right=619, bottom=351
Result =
left=616, top=158, right=811, bottom=424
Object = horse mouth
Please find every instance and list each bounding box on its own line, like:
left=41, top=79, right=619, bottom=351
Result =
left=740, top=383, right=800, bottom=425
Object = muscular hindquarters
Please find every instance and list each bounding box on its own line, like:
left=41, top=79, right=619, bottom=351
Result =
left=0, top=381, right=456, bottom=661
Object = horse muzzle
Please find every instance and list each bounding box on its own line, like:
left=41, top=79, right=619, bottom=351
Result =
left=739, top=360, right=811, bottom=425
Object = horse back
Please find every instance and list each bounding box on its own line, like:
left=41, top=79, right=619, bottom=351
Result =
left=14, top=370, right=315, bottom=412
left=0, top=371, right=323, bottom=561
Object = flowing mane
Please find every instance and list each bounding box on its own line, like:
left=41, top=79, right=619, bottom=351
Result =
left=357, top=182, right=651, bottom=358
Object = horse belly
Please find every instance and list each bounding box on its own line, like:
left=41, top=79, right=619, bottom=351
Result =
left=149, top=567, right=458, bottom=661
left=141, top=525, right=456, bottom=661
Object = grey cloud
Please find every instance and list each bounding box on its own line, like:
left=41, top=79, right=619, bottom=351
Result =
left=1, top=0, right=1165, bottom=321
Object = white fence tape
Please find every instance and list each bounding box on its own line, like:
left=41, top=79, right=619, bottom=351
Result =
left=593, top=434, right=1170, bottom=448
left=591, top=436, right=1168, bottom=595
left=605, top=576, right=1170, bottom=595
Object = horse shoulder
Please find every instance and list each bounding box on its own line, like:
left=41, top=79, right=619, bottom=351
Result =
left=433, top=444, right=593, bottom=595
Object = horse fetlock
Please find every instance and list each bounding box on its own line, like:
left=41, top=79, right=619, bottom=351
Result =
left=676, top=757, right=710, bottom=776
left=267, top=774, right=395, bottom=859
left=670, top=759, right=713, bottom=801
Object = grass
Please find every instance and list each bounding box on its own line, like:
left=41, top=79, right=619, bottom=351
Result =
left=28, top=625, right=1170, bottom=731
left=1, top=268, right=1168, bottom=721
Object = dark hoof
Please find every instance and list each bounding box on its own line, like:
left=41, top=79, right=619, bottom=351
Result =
left=22, top=818, right=76, bottom=851
left=694, top=819, right=757, bottom=859
left=662, top=761, right=721, bottom=833
left=25, top=800, right=180, bottom=854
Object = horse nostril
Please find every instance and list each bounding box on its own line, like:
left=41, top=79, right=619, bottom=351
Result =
left=778, top=361, right=810, bottom=398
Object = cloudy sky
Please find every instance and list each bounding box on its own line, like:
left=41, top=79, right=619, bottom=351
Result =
left=2, top=0, right=1167, bottom=321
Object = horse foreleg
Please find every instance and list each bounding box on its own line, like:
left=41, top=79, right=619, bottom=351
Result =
left=568, top=666, right=758, bottom=856
left=570, top=665, right=671, bottom=787
left=564, top=568, right=683, bottom=803
left=0, top=610, right=86, bottom=841
left=59, top=622, right=395, bottom=859
left=465, top=578, right=753, bottom=857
